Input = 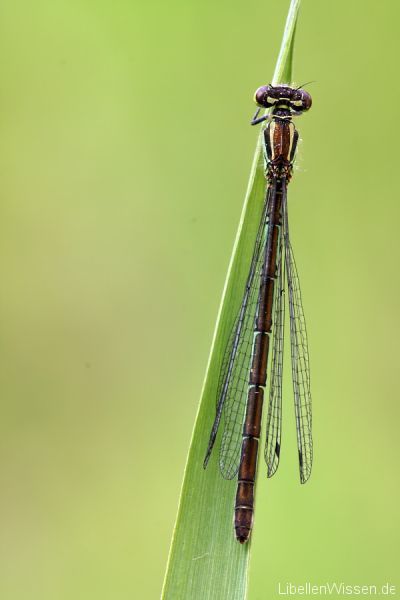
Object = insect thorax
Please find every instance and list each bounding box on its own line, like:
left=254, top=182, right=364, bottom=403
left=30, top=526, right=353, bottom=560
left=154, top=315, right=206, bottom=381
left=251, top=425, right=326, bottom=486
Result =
left=264, top=115, right=298, bottom=182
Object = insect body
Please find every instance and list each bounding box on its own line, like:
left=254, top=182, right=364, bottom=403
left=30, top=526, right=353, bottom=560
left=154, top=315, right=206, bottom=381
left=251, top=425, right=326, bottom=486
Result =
left=204, top=85, right=313, bottom=543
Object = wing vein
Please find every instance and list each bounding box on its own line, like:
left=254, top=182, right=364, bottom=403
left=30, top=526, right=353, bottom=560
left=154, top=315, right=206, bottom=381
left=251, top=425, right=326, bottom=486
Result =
left=282, top=183, right=313, bottom=483
left=203, top=188, right=272, bottom=478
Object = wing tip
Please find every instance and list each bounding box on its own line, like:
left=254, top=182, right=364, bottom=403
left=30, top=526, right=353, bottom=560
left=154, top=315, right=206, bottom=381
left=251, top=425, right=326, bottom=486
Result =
left=266, top=456, right=280, bottom=478
left=267, top=466, right=278, bottom=478
left=300, top=463, right=312, bottom=484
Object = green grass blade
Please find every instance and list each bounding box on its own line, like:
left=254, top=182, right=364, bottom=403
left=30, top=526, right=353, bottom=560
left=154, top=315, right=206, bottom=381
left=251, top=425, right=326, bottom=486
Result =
left=272, top=0, right=300, bottom=85
left=162, top=2, right=301, bottom=598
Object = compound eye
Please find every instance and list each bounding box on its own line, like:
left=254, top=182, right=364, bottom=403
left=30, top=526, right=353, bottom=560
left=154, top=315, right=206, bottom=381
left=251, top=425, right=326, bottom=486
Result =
left=254, top=86, right=267, bottom=106
left=290, top=90, right=312, bottom=112
left=253, top=85, right=276, bottom=108
left=301, top=91, right=312, bottom=111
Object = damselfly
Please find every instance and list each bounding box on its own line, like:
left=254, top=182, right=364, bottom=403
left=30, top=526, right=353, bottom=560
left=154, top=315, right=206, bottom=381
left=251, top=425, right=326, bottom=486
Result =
left=203, top=84, right=313, bottom=543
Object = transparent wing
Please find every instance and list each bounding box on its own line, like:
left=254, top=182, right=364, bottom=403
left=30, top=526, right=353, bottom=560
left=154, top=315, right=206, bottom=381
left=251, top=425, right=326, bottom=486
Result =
left=264, top=220, right=285, bottom=477
left=282, top=187, right=313, bottom=483
left=203, top=189, right=271, bottom=479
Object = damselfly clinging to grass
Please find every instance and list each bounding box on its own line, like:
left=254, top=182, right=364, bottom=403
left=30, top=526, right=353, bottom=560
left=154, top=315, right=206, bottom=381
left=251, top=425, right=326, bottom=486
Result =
left=203, top=84, right=313, bottom=543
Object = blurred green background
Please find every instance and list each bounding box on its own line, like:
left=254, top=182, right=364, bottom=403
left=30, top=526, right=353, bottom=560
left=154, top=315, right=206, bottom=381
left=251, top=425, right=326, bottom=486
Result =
left=0, top=1, right=399, bottom=598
